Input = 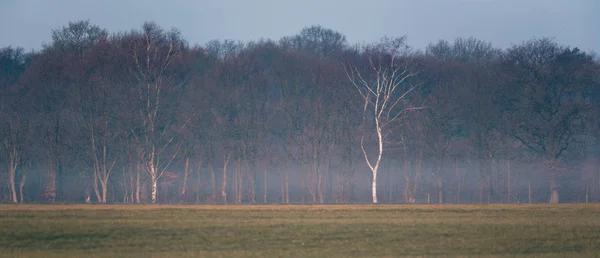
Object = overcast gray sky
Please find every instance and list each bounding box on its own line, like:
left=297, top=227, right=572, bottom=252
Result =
left=1, top=0, right=598, bottom=53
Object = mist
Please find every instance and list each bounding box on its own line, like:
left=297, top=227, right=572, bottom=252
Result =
left=1, top=19, right=599, bottom=204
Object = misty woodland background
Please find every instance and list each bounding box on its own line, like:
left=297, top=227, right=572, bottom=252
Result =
left=1, top=21, right=599, bottom=204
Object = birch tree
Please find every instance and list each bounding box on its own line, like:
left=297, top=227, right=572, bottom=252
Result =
left=125, top=22, right=187, bottom=203
left=344, top=37, right=419, bottom=203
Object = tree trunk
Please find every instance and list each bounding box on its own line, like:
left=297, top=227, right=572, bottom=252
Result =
left=196, top=163, right=202, bottom=203
left=19, top=165, right=27, bottom=203
left=437, top=176, right=443, bottom=204
left=9, top=170, right=17, bottom=203
left=281, top=174, right=285, bottom=203
left=507, top=158, right=511, bottom=203
left=479, top=183, right=484, bottom=204
left=233, top=160, right=239, bottom=203
left=456, top=158, right=461, bottom=204
left=92, top=173, right=102, bottom=203
left=7, top=144, right=21, bottom=203
left=221, top=153, right=230, bottom=204
left=487, top=175, right=491, bottom=204
left=549, top=159, right=559, bottom=204
left=250, top=164, right=256, bottom=204
left=401, top=138, right=416, bottom=204
left=263, top=165, right=267, bottom=203
left=528, top=183, right=532, bottom=204
left=151, top=172, right=158, bottom=204
left=372, top=170, right=378, bottom=204
left=309, top=158, right=317, bottom=203
left=317, top=163, right=324, bottom=204
left=285, top=165, right=289, bottom=203
left=237, top=160, right=243, bottom=203
left=135, top=152, right=141, bottom=203
left=101, top=180, right=108, bottom=203
left=550, top=173, right=559, bottom=204
left=210, top=165, right=216, bottom=203
left=301, top=164, right=306, bottom=203
left=128, top=160, right=134, bottom=203
left=180, top=156, right=190, bottom=199
left=402, top=145, right=410, bottom=203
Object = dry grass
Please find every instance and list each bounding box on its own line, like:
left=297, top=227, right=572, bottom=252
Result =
left=1, top=204, right=599, bottom=257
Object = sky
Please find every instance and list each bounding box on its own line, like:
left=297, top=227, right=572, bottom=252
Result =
left=1, top=0, right=598, bottom=53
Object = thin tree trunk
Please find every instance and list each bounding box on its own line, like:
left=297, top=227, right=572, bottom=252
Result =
left=437, top=176, right=443, bottom=204
left=151, top=171, right=157, bottom=204
left=487, top=175, right=491, bottom=204
left=210, top=164, right=216, bottom=203
left=301, top=163, right=306, bottom=203
left=281, top=170, right=285, bottom=203
left=549, top=173, right=559, bottom=204
left=19, top=164, right=27, bottom=203
left=479, top=182, right=484, bottom=204
left=250, top=163, right=256, bottom=204
left=233, top=160, right=239, bottom=203
left=285, top=165, right=289, bottom=203
left=317, top=162, right=324, bottom=204
left=456, top=158, right=460, bottom=204
left=135, top=152, right=141, bottom=203
left=507, top=157, right=511, bottom=203
left=585, top=184, right=589, bottom=203
left=196, top=162, right=202, bottom=203
left=528, top=183, right=532, bottom=204
left=129, top=160, right=134, bottom=203
left=372, top=170, right=378, bottom=204
left=549, top=158, right=559, bottom=204
left=221, top=152, right=231, bottom=204
left=410, top=149, right=422, bottom=204
left=93, top=167, right=101, bottom=203
left=180, top=156, right=190, bottom=199
left=237, top=160, right=243, bottom=203
left=8, top=152, right=18, bottom=203
left=402, top=140, right=410, bottom=203
left=263, top=165, right=267, bottom=203
left=47, top=167, right=56, bottom=203
left=310, top=158, right=317, bottom=203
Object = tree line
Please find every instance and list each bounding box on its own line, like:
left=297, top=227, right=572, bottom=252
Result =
left=1, top=20, right=599, bottom=204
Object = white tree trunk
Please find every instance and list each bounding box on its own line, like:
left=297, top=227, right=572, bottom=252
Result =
left=550, top=175, right=559, bottom=204
left=9, top=167, right=17, bottom=203
left=372, top=171, right=378, bottom=203
left=136, top=157, right=141, bottom=203
left=180, top=157, right=190, bottom=198
left=345, top=40, right=418, bottom=205
left=150, top=159, right=158, bottom=204
left=9, top=149, right=19, bottom=203
left=101, top=180, right=108, bottom=203
left=151, top=176, right=158, bottom=204
left=19, top=167, right=27, bottom=203
left=549, top=159, right=559, bottom=204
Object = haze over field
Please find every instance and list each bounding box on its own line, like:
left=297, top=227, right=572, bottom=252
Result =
left=0, top=1, right=599, bottom=205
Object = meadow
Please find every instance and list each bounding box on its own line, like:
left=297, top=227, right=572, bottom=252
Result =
left=1, top=204, right=599, bottom=257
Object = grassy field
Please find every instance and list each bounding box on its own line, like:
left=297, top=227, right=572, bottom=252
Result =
left=1, top=204, right=600, bottom=257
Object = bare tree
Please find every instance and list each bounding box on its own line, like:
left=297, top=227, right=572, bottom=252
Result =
left=0, top=47, right=32, bottom=203
left=344, top=37, right=419, bottom=203
left=75, top=41, right=128, bottom=203
left=124, top=22, right=187, bottom=204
